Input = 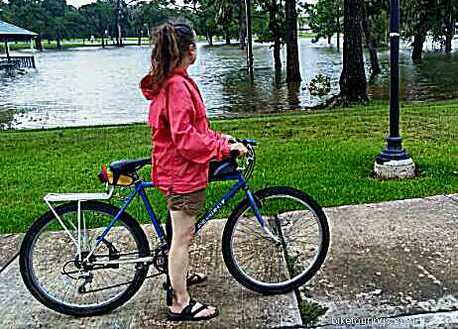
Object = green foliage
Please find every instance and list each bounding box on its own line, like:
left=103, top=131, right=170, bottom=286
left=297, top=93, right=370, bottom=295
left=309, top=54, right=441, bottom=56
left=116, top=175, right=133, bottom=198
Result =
left=255, top=0, right=287, bottom=44
left=308, top=74, right=331, bottom=96
left=0, top=0, right=195, bottom=43
left=307, top=0, right=342, bottom=42
left=79, top=1, right=113, bottom=38
left=182, top=0, right=220, bottom=43
left=401, top=0, right=457, bottom=50
left=299, top=301, right=328, bottom=326
left=429, top=0, right=457, bottom=50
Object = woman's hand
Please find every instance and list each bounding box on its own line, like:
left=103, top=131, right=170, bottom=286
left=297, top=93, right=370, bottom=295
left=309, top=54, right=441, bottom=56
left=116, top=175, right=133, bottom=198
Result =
left=223, top=134, right=236, bottom=142
left=230, top=142, right=248, bottom=157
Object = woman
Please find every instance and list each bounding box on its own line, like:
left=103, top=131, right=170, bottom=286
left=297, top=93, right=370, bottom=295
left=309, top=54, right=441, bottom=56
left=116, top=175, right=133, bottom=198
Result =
left=140, top=23, right=247, bottom=321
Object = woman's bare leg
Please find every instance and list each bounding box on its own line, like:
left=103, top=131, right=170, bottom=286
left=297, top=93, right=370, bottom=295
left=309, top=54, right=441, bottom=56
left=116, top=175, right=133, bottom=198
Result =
left=168, top=210, right=216, bottom=317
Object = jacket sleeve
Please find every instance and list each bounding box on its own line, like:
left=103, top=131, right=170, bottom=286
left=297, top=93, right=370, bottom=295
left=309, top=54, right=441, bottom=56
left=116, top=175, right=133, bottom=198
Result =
left=166, top=81, right=231, bottom=164
left=208, top=128, right=225, bottom=140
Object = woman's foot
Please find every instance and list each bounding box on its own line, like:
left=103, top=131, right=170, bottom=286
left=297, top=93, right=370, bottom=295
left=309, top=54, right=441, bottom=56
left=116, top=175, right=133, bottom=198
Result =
left=168, top=298, right=218, bottom=321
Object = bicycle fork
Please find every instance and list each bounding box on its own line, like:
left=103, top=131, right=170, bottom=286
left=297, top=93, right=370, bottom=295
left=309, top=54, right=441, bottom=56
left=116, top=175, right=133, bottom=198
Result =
left=243, top=187, right=281, bottom=243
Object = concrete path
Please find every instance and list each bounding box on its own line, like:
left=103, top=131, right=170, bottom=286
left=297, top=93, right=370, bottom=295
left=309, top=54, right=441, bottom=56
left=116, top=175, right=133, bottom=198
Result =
left=302, top=194, right=458, bottom=328
left=0, top=220, right=301, bottom=329
left=1, top=194, right=457, bottom=328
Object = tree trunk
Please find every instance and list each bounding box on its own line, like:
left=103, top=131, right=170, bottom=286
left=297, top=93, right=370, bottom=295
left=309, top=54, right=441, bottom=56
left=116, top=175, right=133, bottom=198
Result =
left=115, top=0, right=122, bottom=47
left=239, top=0, right=247, bottom=49
left=102, top=35, right=105, bottom=48
left=225, top=28, right=231, bottom=45
left=35, top=35, right=43, bottom=52
left=337, top=10, right=341, bottom=50
left=411, top=10, right=429, bottom=64
left=361, top=2, right=381, bottom=76
left=56, top=36, right=62, bottom=49
left=339, top=0, right=368, bottom=103
left=412, top=31, right=426, bottom=64
left=287, top=82, right=301, bottom=108
left=138, top=31, right=142, bottom=46
left=273, top=40, right=282, bottom=73
left=328, top=35, right=332, bottom=44
left=337, top=3, right=341, bottom=50
left=246, top=0, right=255, bottom=82
left=269, top=0, right=282, bottom=74
left=285, top=0, right=302, bottom=82
left=208, top=32, right=214, bottom=46
left=445, top=17, right=455, bottom=54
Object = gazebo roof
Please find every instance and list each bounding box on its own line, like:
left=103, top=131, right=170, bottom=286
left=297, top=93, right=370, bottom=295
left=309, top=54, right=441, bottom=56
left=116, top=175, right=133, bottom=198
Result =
left=0, top=20, right=37, bottom=41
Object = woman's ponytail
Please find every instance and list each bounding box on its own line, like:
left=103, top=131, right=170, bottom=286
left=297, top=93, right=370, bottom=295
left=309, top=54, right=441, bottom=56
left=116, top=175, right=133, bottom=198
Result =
left=143, top=22, right=195, bottom=92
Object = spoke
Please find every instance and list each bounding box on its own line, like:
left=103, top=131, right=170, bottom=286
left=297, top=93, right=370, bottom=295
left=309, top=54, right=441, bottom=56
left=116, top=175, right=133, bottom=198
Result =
left=283, top=220, right=317, bottom=236
left=236, top=224, right=268, bottom=240
left=233, top=238, right=269, bottom=250
left=287, top=234, right=320, bottom=243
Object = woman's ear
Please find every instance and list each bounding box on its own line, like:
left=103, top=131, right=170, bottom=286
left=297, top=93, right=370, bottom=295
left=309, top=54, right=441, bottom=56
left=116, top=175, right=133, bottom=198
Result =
left=188, top=44, right=197, bottom=64
left=188, top=44, right=196, bottom=55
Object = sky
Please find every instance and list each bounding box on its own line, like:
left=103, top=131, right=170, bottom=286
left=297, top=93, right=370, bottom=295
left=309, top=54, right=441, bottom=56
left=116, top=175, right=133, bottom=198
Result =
left=67, top=0, right=186, bottom=8
left=67, top=0, right=94, bottom=7
left=67, top=0, right=316, bottom=9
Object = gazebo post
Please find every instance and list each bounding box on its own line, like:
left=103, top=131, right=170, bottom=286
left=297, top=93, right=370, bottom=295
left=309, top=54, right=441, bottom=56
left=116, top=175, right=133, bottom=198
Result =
left=4, top=40, right=10, bottom=61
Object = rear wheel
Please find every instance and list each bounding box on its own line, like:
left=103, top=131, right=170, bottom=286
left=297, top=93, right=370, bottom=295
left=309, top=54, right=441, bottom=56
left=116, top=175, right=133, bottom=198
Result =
left=222, top=187, right=329, bottom=294
left=20, top=201, right=150, bottom=316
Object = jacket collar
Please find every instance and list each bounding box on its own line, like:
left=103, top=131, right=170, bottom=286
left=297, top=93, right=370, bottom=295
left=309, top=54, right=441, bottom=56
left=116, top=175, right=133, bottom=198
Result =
left=172, top=67, right=188, bottom=77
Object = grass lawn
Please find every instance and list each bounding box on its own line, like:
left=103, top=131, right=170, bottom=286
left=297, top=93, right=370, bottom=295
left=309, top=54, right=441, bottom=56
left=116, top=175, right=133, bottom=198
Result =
left=298, top=32, right=317, bottom=38
left=0, top=101, right=457, bottom=233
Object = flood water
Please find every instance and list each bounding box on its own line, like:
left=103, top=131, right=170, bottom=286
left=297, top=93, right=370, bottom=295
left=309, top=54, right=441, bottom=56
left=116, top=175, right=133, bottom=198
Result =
left=0, top=38, right=457, bottom=129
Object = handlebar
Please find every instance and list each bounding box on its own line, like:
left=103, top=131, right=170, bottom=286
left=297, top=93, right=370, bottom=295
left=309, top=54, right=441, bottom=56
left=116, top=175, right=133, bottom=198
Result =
left=229, top=138, right=257, bottom=158
left=229, top=138, right=257, bottom=146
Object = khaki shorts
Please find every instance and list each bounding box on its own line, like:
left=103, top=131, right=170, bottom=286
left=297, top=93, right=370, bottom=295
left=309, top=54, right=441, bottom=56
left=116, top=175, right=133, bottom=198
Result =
left=166, top=189, right=205, bottom=217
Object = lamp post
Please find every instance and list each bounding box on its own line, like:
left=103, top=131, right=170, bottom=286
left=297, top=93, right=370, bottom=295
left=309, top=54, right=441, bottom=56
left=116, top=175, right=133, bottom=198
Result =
left=374, top=0, right=415, bottom=179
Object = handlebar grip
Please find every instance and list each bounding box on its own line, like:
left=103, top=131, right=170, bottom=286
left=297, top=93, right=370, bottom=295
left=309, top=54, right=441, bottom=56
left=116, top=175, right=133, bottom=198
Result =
left=236, top=138, right=257, bottom=146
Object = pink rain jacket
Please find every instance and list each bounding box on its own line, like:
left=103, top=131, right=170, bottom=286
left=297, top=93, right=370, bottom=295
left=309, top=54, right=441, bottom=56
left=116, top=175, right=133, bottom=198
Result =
left=140, top=68, right=231, bottom=194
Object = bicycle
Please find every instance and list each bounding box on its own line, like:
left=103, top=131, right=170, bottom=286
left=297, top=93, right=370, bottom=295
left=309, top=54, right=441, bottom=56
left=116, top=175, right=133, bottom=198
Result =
left=19, top=138, right=330, bottom=317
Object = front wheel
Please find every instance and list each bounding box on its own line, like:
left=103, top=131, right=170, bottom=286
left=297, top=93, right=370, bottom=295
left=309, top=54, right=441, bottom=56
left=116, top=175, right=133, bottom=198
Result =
left=222, top=187, right=329, bottom=294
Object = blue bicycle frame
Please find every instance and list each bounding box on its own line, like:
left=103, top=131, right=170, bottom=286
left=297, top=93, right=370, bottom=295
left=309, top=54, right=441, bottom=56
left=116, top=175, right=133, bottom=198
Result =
left=91, top=171, right=268, bottom=253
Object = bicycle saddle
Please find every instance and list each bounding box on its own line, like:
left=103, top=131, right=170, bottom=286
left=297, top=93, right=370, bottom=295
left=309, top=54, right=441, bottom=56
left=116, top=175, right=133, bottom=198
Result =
left=102, top=158, right=151, bottom=185
left=109, top=158, right=151, bottom=177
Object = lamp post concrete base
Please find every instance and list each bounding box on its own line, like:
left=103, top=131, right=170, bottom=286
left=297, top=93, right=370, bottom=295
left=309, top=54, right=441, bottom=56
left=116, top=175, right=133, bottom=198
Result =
left=373, top=158, right=416, bottom=179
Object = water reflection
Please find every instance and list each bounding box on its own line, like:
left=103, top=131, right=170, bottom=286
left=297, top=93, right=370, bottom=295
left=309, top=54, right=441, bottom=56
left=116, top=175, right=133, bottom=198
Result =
left=0, top=38, right=457, bottom=129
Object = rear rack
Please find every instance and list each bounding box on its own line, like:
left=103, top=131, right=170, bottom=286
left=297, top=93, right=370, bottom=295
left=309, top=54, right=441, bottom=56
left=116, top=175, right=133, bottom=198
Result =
left=44, top=186, right=115, bottom=202
left=42, top=185, right=116, bottom=261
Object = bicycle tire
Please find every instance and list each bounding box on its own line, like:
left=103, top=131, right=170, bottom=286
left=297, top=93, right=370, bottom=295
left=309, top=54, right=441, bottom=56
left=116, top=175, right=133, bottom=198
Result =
left=19, top=201, right=150, bottom=317
left=222, top=186, right=329, bottom=295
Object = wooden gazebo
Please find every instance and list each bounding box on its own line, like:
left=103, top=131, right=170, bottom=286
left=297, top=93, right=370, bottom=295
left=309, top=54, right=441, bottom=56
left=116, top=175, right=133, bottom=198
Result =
left=0, top=19, right=37, bottom=70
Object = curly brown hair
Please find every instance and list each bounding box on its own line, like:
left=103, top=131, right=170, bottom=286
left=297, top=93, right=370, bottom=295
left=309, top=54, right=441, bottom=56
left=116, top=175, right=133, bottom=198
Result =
left=142, top=22, right=196, bottom=91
